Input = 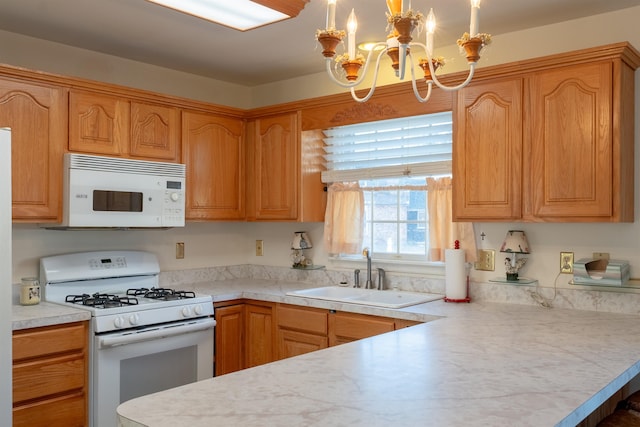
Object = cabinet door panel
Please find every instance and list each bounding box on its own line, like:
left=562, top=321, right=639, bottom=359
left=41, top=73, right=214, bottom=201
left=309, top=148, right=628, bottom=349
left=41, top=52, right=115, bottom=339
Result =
left=183, top=111, right=244, bottom=220
left=453, top=78, right=523, bottom=220
left=214, top=304, right=245, bottom=376
left=528, top=62, right=612, bottom=219
left=69, top=90, right=130, bottom=156
left=0, top=79, right=65, bottom=221
left=245, top=303, right=275, bottom=368
left=254, top=113, right=299, bottom=220
left=130, top=101, right=180, bottom=161
left=277, top=329, right=328, bottom=360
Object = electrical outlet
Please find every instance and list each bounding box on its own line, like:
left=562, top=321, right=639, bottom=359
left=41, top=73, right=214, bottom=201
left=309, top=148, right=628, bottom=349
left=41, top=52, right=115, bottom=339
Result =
left=474, top=249, right=495, bottom=271
left=256, top=240, right=264, bottom=256
left=560, top=252, right=573, bottom=274
left=593, top=252, right=610, bottom=260
left=176, top=242, right=185, bottom=259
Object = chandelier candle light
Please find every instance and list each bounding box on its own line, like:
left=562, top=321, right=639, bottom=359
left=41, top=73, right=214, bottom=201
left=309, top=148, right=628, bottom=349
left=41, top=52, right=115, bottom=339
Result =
left=316, top=0, right=491, bottom=103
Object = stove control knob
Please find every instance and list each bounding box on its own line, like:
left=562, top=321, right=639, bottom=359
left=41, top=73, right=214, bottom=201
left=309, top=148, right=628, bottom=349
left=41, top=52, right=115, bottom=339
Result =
left=170, top=192, right=180, bottom=202
left=129, top=313, right=140, bottom=325
left=194, top=305, right=203, bottom=316
left=114, top=316, right=125, bottom=329
left=182, top=306, right=192, bottom=317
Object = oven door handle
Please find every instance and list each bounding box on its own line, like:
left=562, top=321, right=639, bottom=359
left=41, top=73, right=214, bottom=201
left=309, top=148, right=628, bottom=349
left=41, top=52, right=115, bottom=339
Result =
left=97, top=317, right=216, bottom=349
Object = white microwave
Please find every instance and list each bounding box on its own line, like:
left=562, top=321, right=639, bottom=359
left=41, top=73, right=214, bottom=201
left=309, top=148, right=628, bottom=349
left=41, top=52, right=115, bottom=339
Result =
left=50, top=153, right=186, bottom=229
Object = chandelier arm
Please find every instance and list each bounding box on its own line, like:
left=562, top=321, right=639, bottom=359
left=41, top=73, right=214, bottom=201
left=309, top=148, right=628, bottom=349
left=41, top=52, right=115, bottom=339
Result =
left=407, top=53, right=433, bottom=103
left=407, top=41, right=477, bottom=92
left=348, top=48, right=389, bottom=103
left=430, top=63, right=476, bottom=91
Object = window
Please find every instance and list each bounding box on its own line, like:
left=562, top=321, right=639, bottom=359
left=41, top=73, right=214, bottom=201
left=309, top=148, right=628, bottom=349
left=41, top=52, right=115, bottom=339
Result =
left=322, top=112, right=453, bottom=262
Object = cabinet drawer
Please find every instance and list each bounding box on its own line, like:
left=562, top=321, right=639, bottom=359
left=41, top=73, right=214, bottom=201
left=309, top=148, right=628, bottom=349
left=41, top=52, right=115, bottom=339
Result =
left=278, top=305, right=327, bottom=335
left=13, top=391, right=86, bottom=427
left=13, top=353, right=86, bottom=403
left=13, top=322, right=86, bottom=361
left=330, top=313, right=395, bottom=341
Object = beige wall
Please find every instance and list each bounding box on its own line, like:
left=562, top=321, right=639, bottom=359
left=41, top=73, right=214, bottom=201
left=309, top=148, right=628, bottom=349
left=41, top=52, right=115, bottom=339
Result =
left=7, top=6, right=640, bottom=295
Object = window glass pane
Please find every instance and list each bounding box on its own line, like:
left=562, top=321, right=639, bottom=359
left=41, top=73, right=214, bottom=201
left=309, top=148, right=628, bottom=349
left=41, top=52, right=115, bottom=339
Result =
left=373, top=222, right=397, bottom=253
left=372, top=190, right=398, bottom=221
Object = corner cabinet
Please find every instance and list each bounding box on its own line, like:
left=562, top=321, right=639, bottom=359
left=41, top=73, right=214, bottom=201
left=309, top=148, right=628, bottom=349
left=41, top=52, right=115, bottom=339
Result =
left=0, top=78, right=66, bottom=222
left=246, top=112, right=326, bottom=221
left=182, top=111, right=245, bottom=220
left=453, top=44, right=640, bottom=222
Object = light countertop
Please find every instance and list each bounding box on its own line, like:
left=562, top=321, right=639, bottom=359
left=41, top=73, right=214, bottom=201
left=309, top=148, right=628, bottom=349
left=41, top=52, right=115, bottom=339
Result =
left=12, top=300, right=91, bottom=330
left=116, top=280, right=640, bottom=427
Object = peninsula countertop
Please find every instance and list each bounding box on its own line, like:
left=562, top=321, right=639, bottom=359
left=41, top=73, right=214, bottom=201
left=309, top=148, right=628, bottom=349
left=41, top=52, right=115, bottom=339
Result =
left=116, top=280, right=640, bottom=427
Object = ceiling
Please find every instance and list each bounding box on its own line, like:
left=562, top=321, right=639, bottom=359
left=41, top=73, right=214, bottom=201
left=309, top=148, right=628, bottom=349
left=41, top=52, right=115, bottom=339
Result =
left=0, top=0, right=638, bottom=87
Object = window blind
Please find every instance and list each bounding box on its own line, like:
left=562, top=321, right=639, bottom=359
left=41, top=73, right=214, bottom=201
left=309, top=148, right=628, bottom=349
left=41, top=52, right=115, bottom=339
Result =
left=321, top=112, right=453, bottom=183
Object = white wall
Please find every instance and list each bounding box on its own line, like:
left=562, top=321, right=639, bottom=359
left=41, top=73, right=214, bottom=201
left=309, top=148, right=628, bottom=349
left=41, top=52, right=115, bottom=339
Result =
left=0, top=29, right=252, bottom=109
left=6, top=6, right=640, bottom=297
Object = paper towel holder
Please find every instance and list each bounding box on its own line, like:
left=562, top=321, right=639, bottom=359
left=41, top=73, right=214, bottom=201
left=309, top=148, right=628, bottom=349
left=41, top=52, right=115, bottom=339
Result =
left=444, top=240, right=471, bottom=303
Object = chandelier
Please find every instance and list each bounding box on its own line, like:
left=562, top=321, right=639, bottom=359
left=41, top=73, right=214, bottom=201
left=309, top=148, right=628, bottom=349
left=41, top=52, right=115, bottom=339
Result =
left=315, top=0, right=491, bottom=103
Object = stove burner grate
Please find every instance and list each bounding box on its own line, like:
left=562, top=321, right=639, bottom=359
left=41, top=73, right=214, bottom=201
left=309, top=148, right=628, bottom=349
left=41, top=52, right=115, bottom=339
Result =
left=65, top=293, right=139, bottom=309
left=126, top=287, right=196, bottom=301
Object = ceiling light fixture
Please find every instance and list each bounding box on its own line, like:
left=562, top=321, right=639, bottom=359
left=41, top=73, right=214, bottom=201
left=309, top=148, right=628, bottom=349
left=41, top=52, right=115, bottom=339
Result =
left=146, top=0, right=307, bottom=31
left=315, top=0, right=491, bottom=103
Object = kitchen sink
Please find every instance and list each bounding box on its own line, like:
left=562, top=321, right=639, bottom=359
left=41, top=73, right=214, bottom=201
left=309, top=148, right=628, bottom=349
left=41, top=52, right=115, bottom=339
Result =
left=286, top=286, right=443, bottom=309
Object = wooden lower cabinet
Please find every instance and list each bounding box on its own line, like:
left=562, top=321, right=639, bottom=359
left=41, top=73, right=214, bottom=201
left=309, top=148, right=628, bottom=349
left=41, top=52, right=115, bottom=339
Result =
left=214, top=300, right=276, bottom=376
left=245, top=302, right=276, bottom=368
left=215, top=300, right=423, bottom=375
left=276, top=304, right=328, bottom=360
left=12, top=321, right=88, bottom=427
left=214, top=303, right=245, bottom=376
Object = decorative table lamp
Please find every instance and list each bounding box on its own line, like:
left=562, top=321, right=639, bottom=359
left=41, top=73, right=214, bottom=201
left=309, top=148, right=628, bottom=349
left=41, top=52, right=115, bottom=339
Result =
left=500, top=230, right=530, bottom=281
left=291, top=231, right=312, bottom=268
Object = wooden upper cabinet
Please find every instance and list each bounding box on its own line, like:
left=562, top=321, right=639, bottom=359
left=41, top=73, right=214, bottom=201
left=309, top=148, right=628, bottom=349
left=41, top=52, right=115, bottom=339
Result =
left=453, top=78, right=523, bottom=221
left=182, top=110, right=245, bottom=220
left=453, top=47, right=638, bottom=223
left=130, top=101, right=180, bottom=161
left=0, top=78, right=66, bottom=222
left=69, top=92, right=180, bottom=162
left=526, top=61, right=627, bottom=221
left=247, top=111, right=326, bottom=221
left=249, top=112, right=300, bottom=220
left=69, top=90, right=130, bottom=156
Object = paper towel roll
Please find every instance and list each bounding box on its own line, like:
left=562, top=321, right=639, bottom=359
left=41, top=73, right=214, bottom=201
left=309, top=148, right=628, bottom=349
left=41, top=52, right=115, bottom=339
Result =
left=445, top=249, right=467, bottom=300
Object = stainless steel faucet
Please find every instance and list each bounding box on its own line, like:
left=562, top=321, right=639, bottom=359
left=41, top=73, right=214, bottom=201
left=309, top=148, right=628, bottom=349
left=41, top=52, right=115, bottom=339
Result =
left=377, top=267, right=385, bottom=290
left=363, top=248, right=373, bottom=289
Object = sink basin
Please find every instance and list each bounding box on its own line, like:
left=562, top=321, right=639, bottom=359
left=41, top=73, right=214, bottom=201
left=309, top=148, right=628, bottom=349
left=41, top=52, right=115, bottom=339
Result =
left=286, top=286, right=443, bottom=309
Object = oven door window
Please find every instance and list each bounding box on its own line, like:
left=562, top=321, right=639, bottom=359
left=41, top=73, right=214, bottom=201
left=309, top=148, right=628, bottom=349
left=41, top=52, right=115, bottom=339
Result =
left=120, top=346, right=197, bottom=403
left=93, top=190, right=143, bottom=212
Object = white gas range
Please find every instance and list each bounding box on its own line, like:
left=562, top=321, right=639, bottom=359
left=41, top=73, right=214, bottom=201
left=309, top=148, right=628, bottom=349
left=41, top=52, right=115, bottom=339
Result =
left=40, top=250, right=216, bottom=427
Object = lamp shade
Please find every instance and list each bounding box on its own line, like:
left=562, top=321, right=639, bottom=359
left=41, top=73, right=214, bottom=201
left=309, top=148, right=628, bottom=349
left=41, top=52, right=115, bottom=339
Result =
left=500, top=230, right=530, bottom=254
left=291, top=231, right=312, bottom=250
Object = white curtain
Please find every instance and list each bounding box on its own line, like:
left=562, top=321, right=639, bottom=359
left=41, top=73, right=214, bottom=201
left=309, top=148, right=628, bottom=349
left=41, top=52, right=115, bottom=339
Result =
left=427, top=177, right=477, bottom=262
left=323, top=182, right=364, bottom=254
